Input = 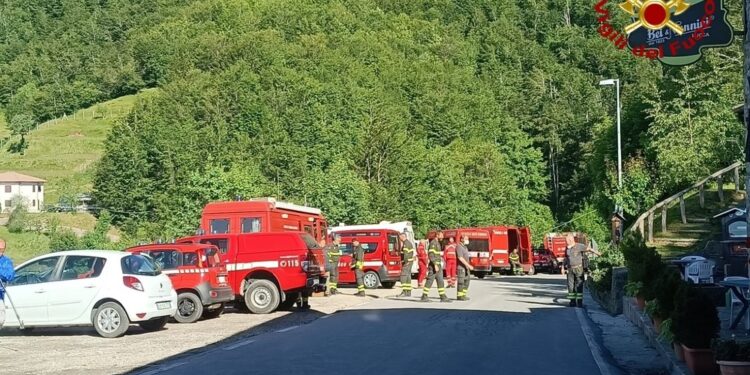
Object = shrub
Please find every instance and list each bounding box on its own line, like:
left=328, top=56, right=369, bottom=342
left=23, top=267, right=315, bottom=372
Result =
left=590, top=244, right=625, bottom=293
left=652, top=267, right=684, bottom=318
left=621, top=232, right=663, bottom=300
left=659, top=318, right=674, bottom=343
left=7, top=200, right=29, bottom=233
left=670, top=284, right=720, bottom=349
left=713, top=339, right=750, bottom=362
left=49, top=229, right=81, bottom=251
left=625, top=281, right=643, bottom=297
left=645, top=299, right=660, bottom=317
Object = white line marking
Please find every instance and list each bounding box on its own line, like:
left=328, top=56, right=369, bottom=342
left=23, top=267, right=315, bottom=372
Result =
left=320, top=315, right=331, bottom=319
left=138, top=361, right=187, bottom=375
left=223, top=339, right=256, bottom=351
left=276, top=326, right=299, bottom=333
left=575, top=307, right=613, bottom=375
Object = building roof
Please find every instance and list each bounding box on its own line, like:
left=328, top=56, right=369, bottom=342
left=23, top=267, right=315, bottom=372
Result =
left=713, top=207, right=746, bottom=219
left=0, top=172, right=46, bottom=183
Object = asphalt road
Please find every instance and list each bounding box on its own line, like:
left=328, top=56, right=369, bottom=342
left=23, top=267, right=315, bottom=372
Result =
left=132, top=275, right=609, bottom=375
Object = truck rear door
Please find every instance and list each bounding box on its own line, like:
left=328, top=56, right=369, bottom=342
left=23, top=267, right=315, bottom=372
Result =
left=519, top=227, right=532, bottom=265
left=384, top=232, right=401, bottom=281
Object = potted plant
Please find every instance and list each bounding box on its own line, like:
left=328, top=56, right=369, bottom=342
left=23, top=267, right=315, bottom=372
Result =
left=626, top=281, right=646, bottom=309
left=713, top=339, right=750, bottom=375
left=658, top=318, right=683, bottom=361
left=671, top=284, right=720, bottom=375
left=621, top=233, right=664, bottom=309
left=645, top=299, right=662, bottom=333
left=652, top=268, right=683, bottom=334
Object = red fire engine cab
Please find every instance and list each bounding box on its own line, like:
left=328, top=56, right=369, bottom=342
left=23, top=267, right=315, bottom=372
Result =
left=428, top=228, right=492, bottom=279
left=328, top=221, right=415, bottom=289
left=177, top=231, right=325, bottom=314
left=487, top=225, right=535, bottom=275
left=125, top=242, right=234, bottom=323
left=198, top=197, right=328, bottom=241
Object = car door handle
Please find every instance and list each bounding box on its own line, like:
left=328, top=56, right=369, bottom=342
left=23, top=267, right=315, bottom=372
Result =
left=84, top=285, right=97, bottom=289
left=34, top=289, right=47, bottom=294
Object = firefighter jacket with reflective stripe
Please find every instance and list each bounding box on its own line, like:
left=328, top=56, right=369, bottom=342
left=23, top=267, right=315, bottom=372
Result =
left=428, top=239, right=442, bottom=266
left=444, top=244, right=457, bottom=259
left=353, top=245, right=365, bottom=269
left=325, top=244, right=342, bottom=261
left=401, top=239, right=415, bottom=262
left=509, top=253, right=520, bottom=263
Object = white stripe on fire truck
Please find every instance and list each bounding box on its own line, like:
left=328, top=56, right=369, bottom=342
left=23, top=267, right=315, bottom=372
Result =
left=226, top=261, right=279, bottom=271
left=363, top=261, right=383, bottom=267
left=468, top=251, right=490, bottom=258
left=492, top=249, right=508, bottom=254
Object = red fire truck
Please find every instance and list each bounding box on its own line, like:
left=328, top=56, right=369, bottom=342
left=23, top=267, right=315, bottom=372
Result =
left=328, top=221, right=415, bottom=289
left=487, top=225, right=535, bottom=275
left=177, top=231, right=325, bottom=314
left=125, top=242, right=234, bottom=323
left=428, top=228, right=492, bottom=279
left=199, top=197, right=328, bottom=241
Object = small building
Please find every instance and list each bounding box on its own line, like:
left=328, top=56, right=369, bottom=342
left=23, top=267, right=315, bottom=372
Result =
left=0, top=171, right=46, bottom=213
left=713, top=206, right=747, bottom=276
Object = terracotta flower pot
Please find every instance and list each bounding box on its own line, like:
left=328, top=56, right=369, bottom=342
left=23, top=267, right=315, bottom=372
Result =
left=652, top=316, right=663, bottom=334
left=718, top=361, right=750, bottom=375
left=675, top=342, right=685, bottom=362
left=682, top=344, right=718, bottom=375
left=636, top=296, right=646, bottom=310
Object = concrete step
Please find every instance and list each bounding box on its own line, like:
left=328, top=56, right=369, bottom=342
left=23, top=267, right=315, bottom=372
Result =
left=686, top=217, right=709, bottom=223
left=650, top=237, right=700, bottom=247
left=675, top=229, right=712, bottom=234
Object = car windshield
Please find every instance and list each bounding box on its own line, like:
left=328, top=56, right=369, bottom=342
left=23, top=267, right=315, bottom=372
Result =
left=121, top=254, right=161, bottom=276
left=467, top=239, right=490, bottom=252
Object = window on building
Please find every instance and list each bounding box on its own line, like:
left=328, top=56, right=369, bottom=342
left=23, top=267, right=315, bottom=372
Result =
left=4, top=185, right=10, bottom=193
left=32, top=200, right=36, bottom=207
left=241, top=218, right=262, bottom=233
left=31, top=185, right=35, bottom=192
left=38, top=185, right=42, bottom=192
left=4, top=200, right=10, bottom=209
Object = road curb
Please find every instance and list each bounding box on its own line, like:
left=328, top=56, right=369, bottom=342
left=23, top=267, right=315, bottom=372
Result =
left=622, top=297, right=689, bottom=375
left=575, top=304, right=620, bottom=375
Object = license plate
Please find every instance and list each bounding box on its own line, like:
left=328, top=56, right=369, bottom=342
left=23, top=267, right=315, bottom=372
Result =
left=157, top=301, right=171, bottom=310
left=311, top=278, right=319, bottom=285
left=534, top=263, right=542, bottom=267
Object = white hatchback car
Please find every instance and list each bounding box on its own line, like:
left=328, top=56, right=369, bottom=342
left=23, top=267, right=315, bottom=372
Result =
left=2, top=250, right=177, bottom=338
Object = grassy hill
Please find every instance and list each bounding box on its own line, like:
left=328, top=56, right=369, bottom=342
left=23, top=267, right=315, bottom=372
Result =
left=0, top=90, right=155, bottom=263
left=0, top=89, right=156, bottom=204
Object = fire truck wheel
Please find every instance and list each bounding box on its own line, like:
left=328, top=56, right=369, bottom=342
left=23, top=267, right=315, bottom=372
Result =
left=175, top=292, right=204, bottom=323
left=527, top=266, right=535, bottom=276
left=278, top=292, right=300, bottom=311
left=363, top=271, right=380, bottom=289
left=244, top=279, right=280, bottom=314
left=139, top=316, right=169, bottom=331
left=202, top=304, right=224, bottom=320
left=475, top=272, right=486, bottom=279
left=381, top=282, right=396, bottom=289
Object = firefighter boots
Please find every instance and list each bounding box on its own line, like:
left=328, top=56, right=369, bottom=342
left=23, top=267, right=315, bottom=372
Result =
left=576, top=299, right=584, bottom=308
left=440, top=295, right=450, bottom=303
left=457, top=296, right=470, bottom=301
left=420, top=294, right=430, bottom=302
left=569, top=300, right=577, bottom=307
left=397, top=290, right=412, bottom=298
left=354, top=291, right=366, bottom=297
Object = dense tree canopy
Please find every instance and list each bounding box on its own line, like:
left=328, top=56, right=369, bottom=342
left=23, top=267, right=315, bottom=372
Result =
left=2, top=0, right=745, bottom=242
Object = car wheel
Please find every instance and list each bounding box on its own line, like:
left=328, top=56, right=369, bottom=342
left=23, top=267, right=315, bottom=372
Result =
left=527, top=266, right=536, bottom=276
left=279, top=292, right=300, bottom=311
left=202, top=304, right=225, bottom=320
left=174, top=292, right=204, bottom=323
left=476, top=272, right=486, bottom=279
left=363, top=271, right=380, bottom=289
left=93, top=302, right=130, bottom=338
left=139, top=316, right=169, bottom=332
left=243, top=279, right=280, bottom=314
left=381, top=281, right=396, bottom=289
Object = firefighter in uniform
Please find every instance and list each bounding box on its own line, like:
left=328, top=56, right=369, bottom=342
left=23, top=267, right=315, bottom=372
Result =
left=324, top=235, right=342, bottom=296
left=352, top=238, right=366, bottom=297
left=421, top=231, right=450, bottom=303
left=564, top=234, right=600, bottom=307
left=444, top=237, right=458, bottom=287
left=417, top=240, right=428, bottom=288
left=456, top=235, right=474, bottom=301
left=509, top=248, right=523, bottom=276
left=398, top=232, right=416, bottom=297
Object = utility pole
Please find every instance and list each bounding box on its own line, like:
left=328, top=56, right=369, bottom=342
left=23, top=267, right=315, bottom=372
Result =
left=744, top=0, right=750, bottom=265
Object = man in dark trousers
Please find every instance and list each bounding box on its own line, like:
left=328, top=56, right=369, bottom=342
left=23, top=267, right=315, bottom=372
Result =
left=421, top=231, right=449, bottom=303
left=398, top=232, right=416, bottom=297
left=352, top=238, right=366, bottom=297
left=564, top=234, right=600, bottom=307
left=456, top=235, right=474, bottom=301
left=324, top=235, right=342, bottom=296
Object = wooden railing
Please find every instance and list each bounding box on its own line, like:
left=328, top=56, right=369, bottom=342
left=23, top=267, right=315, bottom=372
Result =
left=629, top=161, right=743, bottom=243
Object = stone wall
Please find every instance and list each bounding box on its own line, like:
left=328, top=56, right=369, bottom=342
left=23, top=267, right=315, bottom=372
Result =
left=590, top=266, right=628, bottom=315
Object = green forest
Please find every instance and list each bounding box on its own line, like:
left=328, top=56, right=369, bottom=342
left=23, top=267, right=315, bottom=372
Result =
left=1, top=0, right=745, bottom=241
